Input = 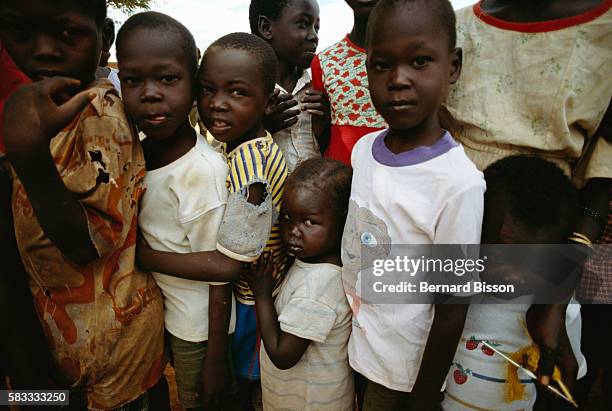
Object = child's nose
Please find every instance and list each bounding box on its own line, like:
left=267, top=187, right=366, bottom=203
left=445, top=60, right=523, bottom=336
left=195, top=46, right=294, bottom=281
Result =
left=208, top=95, right=228, bottom=111
left=388, top=66, right=412, bottom=90
left=307, top=27, right=319, bottom=44
left=290, top=224, right=301, bottom=237
left=32, top=33, right=62, bottom=62
left=140, top=81, right=163, bottom=102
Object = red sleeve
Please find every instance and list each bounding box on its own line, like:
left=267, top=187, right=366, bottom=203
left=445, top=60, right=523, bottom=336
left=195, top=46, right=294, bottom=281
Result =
left=0, top=44, right=30, bottom=154
left=310, top=53, right=325, bottom=94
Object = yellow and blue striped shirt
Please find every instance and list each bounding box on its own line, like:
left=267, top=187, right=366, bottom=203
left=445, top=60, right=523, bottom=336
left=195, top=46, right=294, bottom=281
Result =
left=216, top=132, right=288, bottom=304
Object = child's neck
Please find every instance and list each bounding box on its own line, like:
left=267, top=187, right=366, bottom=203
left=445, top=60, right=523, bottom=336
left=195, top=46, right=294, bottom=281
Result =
left=385, top=116, right=444, bottom=155
left=348, top=15, right=369, bottom=49
left=225, top=124, right=268, bottom=153
left=301, top=251, right=342, bottom=266
left=481, top=0, right=605, bottom=22
left=142, top=121, right=196, bottom=171
left=277, top=58, right=302, bottom=93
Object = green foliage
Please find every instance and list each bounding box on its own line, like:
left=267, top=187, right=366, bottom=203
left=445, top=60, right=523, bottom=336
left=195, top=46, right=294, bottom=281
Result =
left=107, top=0, right=152, bottom=13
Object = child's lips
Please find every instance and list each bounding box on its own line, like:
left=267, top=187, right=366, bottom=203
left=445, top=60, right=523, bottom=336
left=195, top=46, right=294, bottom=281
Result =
left=287, top=243, right=303, bottom=254
left=143, top=114, right=169, bottom=127
left=387, top=100, right=417, bottom=112
left=209, top=119, right=231, bottom=133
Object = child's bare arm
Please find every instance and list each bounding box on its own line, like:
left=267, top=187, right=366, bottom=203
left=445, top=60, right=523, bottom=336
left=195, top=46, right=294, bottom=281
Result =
left=301, top=90, right=331, bottom=153
left=137, top=240, right=244, bottom=282
left=244, top=254, right=310, bottom=370
left=3, top=78, right=98, bottom=265
left=201, top=284, right=232, bottom=407
left=0, top=159, right=64, bottom=388
left=574, top=102, right=611, bottom=242
left=526, top=304, right=578, bottom=389
left=137, top=184, right=269, bottom=282
left=410, top=303, right=468, bottom=409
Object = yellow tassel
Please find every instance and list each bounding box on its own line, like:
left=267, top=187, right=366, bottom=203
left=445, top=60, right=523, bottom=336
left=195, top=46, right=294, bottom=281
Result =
left=505, top=344, right=561, bottom=403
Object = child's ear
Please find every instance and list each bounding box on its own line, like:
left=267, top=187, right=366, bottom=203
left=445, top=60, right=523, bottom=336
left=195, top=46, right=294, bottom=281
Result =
left=449, top=47, right=462, bottom=85
left=258, top=15, right=274, bottom=41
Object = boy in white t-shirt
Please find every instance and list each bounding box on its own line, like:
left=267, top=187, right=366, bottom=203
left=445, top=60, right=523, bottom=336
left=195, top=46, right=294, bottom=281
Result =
left=117, top=13, right=235, bottom=409
left=342, top=0, right=485, bottom=409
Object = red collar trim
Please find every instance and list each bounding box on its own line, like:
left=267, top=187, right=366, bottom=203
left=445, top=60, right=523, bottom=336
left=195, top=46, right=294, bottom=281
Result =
left=344, top=34, right=366, bottom=53
left=473, top=0, right=611, bottom=33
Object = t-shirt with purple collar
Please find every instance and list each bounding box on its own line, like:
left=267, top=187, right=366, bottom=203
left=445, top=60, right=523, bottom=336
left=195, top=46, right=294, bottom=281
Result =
left=341, top=129, right=486, bottom=392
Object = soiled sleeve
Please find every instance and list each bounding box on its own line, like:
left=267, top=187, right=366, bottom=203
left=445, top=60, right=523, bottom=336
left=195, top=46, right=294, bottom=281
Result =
left=278, top=297, right=337, bottom=343
left=216, top=140, right=280, bottom=262
left=60, top=90, right=143, bottom=257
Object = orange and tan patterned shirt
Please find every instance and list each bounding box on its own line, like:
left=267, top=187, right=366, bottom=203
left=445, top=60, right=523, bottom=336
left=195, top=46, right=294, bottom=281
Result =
left=10, top=80, right=165, bottom=410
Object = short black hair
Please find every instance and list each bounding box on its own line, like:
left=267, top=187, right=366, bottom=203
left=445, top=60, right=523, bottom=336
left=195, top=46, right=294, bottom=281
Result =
left=286, top=158, right=353, bottom=217
left=484, top=155, right=577, bottom=232
left=249, top=0, right=290, bottom=35
left=367, top=0, right=456, bottom=51
left=116, top=11, right=198, bottom=78
left=102, top=17, right=115, bottom=50
left=76, top=0, right=107, bottom=26
left=200, top=32, right=278, bottom=94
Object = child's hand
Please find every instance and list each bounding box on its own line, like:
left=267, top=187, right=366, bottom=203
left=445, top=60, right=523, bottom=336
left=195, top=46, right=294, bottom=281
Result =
left=526, top=305, right=578, bottom=389
left=244, top=252, right=275, bottom=298
left=264, top=89, right=300, bottom=134
left=3, top=77, right=95, bottom=158
left=301, top=90, right=330, bottom=140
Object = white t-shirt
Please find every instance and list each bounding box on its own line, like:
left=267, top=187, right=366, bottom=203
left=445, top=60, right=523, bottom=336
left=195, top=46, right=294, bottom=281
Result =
left=342, top=130, right=486, bottom=392
left=108, top=67, right=121, bottom=96
left=139, top=133, right=236, bottom=342
left=260, top=260, right=354, bottom=410
left=442, top=299, right=586, bottom=411
left=271, top=70, right=320, bottom=175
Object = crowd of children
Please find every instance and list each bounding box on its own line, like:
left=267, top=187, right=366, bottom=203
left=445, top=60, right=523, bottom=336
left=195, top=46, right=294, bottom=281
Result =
left=0, top=0, right=610, bottom=410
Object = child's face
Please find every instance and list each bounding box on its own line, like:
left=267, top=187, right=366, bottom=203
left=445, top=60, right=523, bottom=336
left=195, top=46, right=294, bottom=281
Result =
left=198, top=48, right=272, bottom=150
left=345, top=0, right=379, bottom=18
left=0, top=0, right=102, bottom=86
left=481, top=192, right=564, bottom=297
left=366, top=5, right=461, bottom=132
left=119, top=28, right=194, bottom=141
left=280, top=184, right=342, bottom=263
left=266, top=0, right=320, bottom=70
left=482, top=192, right=566, bottom=245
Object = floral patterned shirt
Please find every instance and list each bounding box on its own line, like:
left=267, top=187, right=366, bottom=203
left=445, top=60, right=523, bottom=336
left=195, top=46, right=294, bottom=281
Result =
left=311, top=35, right=386, bottom=165
left=445, top=2, right=612, bottom=187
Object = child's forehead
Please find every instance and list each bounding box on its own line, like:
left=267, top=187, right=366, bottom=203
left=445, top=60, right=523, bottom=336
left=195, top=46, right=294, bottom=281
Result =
left=201, top=48, right=263, bottom=81
left=368, top=6, right=450, bottom=52
left=281, top=0, right=320, bottom=17
left=120, top=26, right=184, bottom=56
left=286, top=182, right=331, bottom=207
left=0, top=0, right=97, bottom=25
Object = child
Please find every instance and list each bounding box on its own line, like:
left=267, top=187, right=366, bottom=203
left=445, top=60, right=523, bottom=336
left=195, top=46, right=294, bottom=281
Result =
left=95, top=17, right=121, bottom=95
left=443, top=0, right=611, bottom=401
left=0, top=0, right=166, bottom=408
left=341, top=0, right=485, bottom=408
left=249, top=0, right=328, bottom=174
left=137, top=32, right=288, bottom=409
left=245, top=158, right=354, bottom=410
left=442, top=155, right=585, bottom=411
left=310, top=0, right=386, bottom=164
left=116, top=12, right=235, bottom=410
